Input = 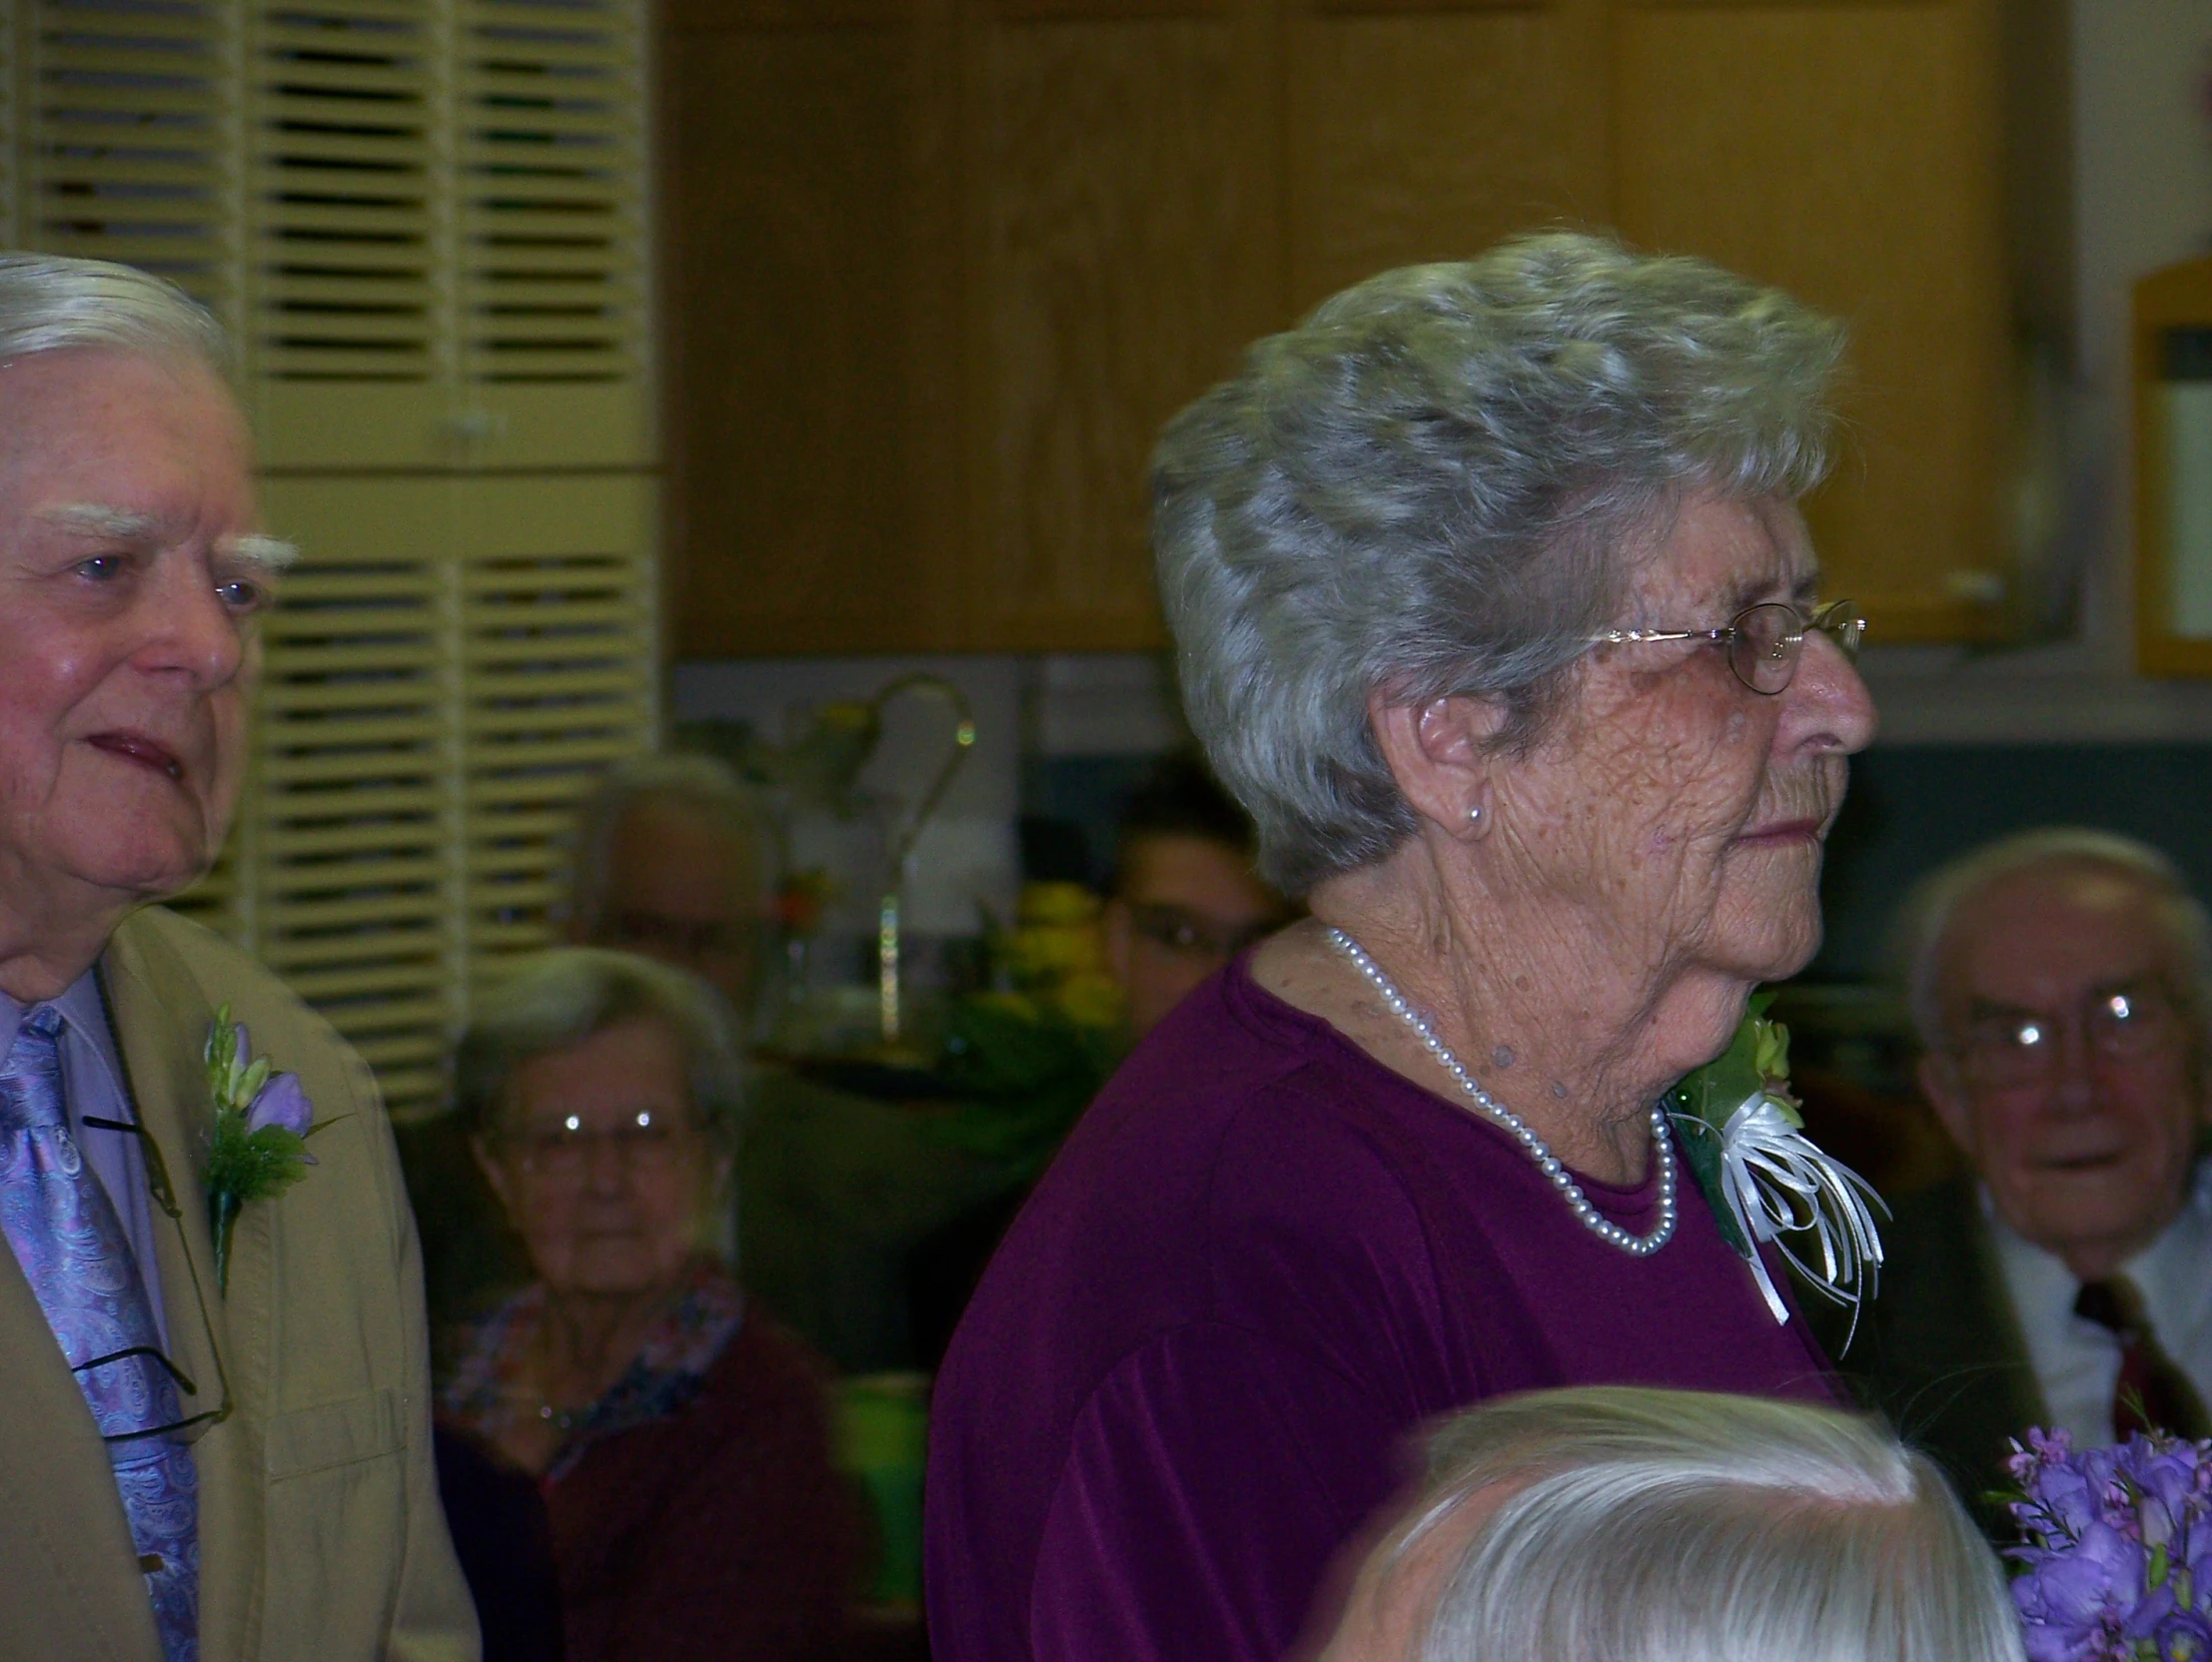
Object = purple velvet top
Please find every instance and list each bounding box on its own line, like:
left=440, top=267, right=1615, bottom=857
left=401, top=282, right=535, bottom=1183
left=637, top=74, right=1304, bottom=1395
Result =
left=924, top=957, right=1842, bottom=1662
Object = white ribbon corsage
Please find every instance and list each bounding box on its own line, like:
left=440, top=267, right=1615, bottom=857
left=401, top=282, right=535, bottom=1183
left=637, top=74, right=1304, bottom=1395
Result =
left=1667, top=995, right=1886, bottom=1333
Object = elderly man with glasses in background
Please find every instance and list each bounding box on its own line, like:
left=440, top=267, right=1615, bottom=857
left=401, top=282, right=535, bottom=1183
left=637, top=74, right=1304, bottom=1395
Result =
left=1839, top=828, right=2212, bottom=1531
left=0, top=254, right=476, bottom=1661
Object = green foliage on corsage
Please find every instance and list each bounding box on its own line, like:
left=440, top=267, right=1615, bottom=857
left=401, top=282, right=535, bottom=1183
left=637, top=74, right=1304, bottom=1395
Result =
left=1665, top=993, right=1885, bottom=1328
left=1665, top=992, right=1800, bottom=1257
left=203, top=1005, right=318, bottom=1290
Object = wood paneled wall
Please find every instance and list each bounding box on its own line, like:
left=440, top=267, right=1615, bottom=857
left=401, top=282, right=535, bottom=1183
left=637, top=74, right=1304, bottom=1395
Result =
left=661, top=0, right=2018, bottom=655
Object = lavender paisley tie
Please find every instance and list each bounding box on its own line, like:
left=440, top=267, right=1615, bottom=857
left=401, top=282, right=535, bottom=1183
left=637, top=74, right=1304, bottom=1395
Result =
left=0, top=1006, right=198, bottom=1662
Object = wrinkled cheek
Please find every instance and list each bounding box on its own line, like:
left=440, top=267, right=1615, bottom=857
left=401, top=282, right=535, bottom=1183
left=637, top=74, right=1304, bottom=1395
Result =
left=647, top=1172, right=710, bottom=1266
left=204, top=696, right=251, bottom=837
left=521, top=1217, right=576, bottom=1282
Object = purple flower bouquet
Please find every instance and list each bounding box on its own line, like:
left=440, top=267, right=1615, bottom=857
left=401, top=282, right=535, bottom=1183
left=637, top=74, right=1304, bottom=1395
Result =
left=2007, top=1426, right=2212, bottom=1661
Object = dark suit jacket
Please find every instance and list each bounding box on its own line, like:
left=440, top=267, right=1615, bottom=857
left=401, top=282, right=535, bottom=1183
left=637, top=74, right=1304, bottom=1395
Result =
left=1818, top=1176, right=2046, bottom=1535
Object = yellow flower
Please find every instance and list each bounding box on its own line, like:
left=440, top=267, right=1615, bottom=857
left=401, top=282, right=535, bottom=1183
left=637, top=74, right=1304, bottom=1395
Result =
left=1751, top=1016, right=1792, bottom=1087
left=1051, top=972, right=1126, bottom=1031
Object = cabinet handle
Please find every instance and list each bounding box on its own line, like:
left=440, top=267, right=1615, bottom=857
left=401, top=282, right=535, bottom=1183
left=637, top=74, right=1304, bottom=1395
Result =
left=444, top=411, right=509, bottom=443
left=1944, top=568, right=2007, bottom=606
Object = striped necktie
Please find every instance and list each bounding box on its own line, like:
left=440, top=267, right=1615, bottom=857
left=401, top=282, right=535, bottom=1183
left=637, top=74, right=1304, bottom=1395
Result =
left=2075, top=1275, right=2212, bottom=1443
left=0, top=1005, right=199, bottom=1662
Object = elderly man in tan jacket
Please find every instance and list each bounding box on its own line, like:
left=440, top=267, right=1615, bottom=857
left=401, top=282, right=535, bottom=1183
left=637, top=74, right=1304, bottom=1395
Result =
left=0, top=255, right=476, bottom=1661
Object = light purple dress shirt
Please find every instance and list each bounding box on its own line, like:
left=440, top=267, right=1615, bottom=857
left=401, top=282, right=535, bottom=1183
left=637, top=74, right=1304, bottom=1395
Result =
left=0, top=972, right=170, bottom=1346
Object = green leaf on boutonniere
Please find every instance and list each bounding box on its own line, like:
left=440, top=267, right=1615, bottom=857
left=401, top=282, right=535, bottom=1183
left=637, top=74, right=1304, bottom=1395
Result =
left=202, top=1005, right=320, bottom=1290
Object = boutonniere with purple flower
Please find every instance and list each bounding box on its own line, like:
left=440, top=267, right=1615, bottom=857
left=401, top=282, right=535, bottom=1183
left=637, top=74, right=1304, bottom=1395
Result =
left=203, top=1006, right=319, bottom=1291
left=1666, top=992, right=1886, bottom=1328
left=2006, top=1425, right=2212, bottom=1662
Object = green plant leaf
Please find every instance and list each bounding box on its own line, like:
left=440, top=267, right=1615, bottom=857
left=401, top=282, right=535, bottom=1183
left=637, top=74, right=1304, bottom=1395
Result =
left=1667, top=1091, right=1749, bottom=1256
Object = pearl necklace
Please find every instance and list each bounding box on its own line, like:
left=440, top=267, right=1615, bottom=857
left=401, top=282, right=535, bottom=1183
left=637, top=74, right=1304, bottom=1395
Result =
left=1326, top=926, right=1677, bottom=1257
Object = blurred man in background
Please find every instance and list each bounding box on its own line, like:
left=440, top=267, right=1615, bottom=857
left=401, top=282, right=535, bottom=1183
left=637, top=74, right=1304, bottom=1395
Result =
left=574, top=754, right=1002, bottom=1373
left=1839, top=828, right=2212, bottom=1526
left=1101, top=752, right=1290, bottom=1040
left=416, top=748, right=1290, bottom=1371
left=568, top=752, right=768, bottom=1021
left=906, top=753, right=1291, bottom=1366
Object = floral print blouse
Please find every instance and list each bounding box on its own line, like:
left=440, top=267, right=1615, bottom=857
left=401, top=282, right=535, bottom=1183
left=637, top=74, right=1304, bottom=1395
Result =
left=439, top=1257, right=747, bottom=1483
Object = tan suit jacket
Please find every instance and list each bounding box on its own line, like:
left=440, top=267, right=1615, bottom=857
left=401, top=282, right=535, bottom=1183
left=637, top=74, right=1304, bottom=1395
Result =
left=0, top=907, right=480, bottom=1662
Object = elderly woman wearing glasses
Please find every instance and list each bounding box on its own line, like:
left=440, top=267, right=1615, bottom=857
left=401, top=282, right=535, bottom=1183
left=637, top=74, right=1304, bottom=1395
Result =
left=436, top=947, right=860, bottom=1662
left=927, top=232, right=1879, bottom=1662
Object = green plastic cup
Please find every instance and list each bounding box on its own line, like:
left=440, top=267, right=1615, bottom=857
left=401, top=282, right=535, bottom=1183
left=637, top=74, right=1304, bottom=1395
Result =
left=835, top=1370, right=931, bottom=1606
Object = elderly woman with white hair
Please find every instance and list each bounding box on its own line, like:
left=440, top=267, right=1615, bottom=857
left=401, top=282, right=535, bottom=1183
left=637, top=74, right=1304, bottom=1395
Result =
left=1312, top=1387, right=2023, bottom=1662
left=927, top=231, right=1880, bottom=1662
left=434, top=947, right=861, bottom=1662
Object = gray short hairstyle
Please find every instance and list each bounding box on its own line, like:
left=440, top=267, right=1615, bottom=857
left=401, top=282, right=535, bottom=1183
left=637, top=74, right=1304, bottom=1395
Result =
left=1154, top=231, right=1845, bottom=893
left=455, top=947, right=745, bottom=1152
left=1893, top=827, right=2212, bottom=1052
left=569, top=752, right=770, bottom=940
left=0, top=253, right=230, bottom=377
left=1392, top=1387, right=2020, bottom=1662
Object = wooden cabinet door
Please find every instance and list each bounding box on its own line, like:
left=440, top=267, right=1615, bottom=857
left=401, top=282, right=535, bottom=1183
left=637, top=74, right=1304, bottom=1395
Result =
left=1611, top=0, right=2011, bottom=643
left=1285, top=0, right=1608, bottom=316
left=660, top=0, right=964, bottom=655
left=959, top=0, right=1280, bottom=650
left=656, top=0, right=2024, bottom=655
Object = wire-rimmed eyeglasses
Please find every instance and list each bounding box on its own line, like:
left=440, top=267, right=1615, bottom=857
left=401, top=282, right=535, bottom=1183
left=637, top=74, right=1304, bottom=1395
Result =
left=1127, top=902, right=1276, bottom=965
left=498, top=1107, right=702, bottom=1186
left=1951, top=983, right=2182, bottom=1089
left=1593, top=598, right=1866, bottom=695
left=81, top=1113, right=234, bottom=1446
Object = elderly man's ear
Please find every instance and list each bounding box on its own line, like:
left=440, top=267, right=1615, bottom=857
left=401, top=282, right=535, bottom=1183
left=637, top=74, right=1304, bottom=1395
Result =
left=471, top=1134, right=521, bottom=1226
left=1368, top=692, right=1506, bottom=842
left=2193, top=1033, right=2212, bottom=1129
left=1914, top=1052, right=1976, bottom=1157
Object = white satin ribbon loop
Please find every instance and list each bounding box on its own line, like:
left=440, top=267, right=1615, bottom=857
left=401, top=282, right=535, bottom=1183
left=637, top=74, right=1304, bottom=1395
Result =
left=1709, top=1092, right=1887, bottom=1328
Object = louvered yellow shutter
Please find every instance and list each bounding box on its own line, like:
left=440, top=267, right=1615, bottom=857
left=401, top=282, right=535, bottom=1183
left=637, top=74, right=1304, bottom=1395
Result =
left=250, top=477, right=458, bottom=1112
left=239, top=0, right=649, bottom=469
left=14, top=0, right=238, bottom=326
left=455, top=0, right=652, bottom=466
left=244, top=1, right=447, bottom=468
left=456, top=475, right=657, bottom=973
left=252, top=475, right=656, bottom=1115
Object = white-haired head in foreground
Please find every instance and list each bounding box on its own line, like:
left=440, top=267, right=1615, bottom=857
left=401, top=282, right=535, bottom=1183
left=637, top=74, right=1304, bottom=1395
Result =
left=1315, top=1386, right=2023, bottom=1662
